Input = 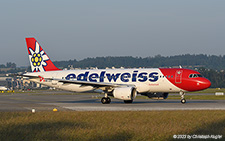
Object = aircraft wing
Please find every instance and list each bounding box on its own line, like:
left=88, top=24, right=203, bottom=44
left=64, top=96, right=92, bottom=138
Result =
left=53, top=78, right=135, bottom=89
left=17, top=74, right=136, bottom=90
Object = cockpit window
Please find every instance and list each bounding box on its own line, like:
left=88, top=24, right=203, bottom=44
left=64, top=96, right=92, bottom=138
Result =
left=189, top=74, right=203, bottom=78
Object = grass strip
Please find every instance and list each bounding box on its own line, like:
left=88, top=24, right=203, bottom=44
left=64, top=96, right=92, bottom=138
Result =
left=0, top=110, right=224, bottom=141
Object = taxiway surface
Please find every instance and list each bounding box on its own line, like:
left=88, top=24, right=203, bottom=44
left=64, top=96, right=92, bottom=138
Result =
left=0, top=91, right=224, bottom=111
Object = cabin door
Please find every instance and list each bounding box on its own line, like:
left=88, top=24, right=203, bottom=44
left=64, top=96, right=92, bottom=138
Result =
left=175, top=70, right=183, bottom=83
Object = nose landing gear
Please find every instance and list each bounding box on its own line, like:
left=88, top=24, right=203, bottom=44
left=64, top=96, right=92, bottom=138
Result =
left=180, top=91, right=186, bottom=104
left=181, top=98, right=186, bottom=104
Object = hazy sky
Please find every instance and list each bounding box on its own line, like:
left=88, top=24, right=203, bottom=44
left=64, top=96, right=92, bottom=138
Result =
left=0, top=0, right=225, bottom=66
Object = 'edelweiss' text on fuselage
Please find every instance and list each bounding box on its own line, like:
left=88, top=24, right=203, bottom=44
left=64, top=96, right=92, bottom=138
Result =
left=65, top=71, right=158, bottom=82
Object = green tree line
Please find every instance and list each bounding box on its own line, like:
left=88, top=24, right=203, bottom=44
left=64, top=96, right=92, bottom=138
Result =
left=0, top=62, right=16, bottom=68
left=1, top=54, right=225, bottom=88
left=54, top=54, right=225, bottom=70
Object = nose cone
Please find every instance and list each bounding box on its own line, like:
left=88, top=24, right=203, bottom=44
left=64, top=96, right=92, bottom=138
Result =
left=199, top=78, right=211, bottom=90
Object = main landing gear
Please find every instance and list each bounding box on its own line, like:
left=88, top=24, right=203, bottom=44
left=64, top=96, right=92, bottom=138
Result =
left=101, top=97, right=133, bottom=104
left=180, top=91, right=186, bottom=104
left=101, top=93, right=111, bottom=104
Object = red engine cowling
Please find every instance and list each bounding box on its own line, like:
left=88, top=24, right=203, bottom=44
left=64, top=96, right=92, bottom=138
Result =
left=113, top=87, right=137, bottom=100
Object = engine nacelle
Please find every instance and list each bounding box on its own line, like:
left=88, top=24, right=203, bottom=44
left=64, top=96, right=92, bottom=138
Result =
left=144, top=93, right=169, bottom=99
left=113, top=87, right=137, bottom=100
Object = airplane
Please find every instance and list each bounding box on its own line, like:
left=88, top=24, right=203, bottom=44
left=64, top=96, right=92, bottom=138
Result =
left=0, top=86, right=8, bottom=91
left=22, top=37, right=211, bottom=104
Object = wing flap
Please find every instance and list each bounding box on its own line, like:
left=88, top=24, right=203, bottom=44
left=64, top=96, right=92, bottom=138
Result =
left=15, top=73, right=136, bottom=89
left=53, top=78, right=135, bottom=89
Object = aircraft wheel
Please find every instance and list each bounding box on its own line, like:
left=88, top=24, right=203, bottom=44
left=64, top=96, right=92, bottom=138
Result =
left=101, top=97, right=107, bottom=104
left=106, top=97, right=111, bottom=103
left=124, top=100, right=133, bottom=104
left=181, top=99, right=186, bottom=104
left=101, top=97, right=110, bottom=104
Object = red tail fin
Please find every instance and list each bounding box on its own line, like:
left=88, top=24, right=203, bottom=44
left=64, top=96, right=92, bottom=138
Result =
left=25, top=37, right=60, bottom=72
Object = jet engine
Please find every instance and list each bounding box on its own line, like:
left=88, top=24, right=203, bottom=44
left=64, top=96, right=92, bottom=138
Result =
left=113, top=87, right=137, bottom=100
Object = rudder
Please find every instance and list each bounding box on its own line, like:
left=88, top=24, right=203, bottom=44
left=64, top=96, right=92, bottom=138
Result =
left=25, top=37, right=60, bottom=72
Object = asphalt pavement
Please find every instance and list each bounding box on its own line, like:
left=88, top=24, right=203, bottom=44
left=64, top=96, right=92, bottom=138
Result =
left=0, top=91, right=224, bottom=111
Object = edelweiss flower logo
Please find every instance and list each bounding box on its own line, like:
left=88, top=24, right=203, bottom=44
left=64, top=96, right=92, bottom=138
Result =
left=29, top=42, right=49, bottom=72
left=31, top=53, right=42, bottom=67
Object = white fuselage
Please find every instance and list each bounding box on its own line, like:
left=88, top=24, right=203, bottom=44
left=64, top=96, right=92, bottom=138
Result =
left=25, top=68, right=183, bottom=93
